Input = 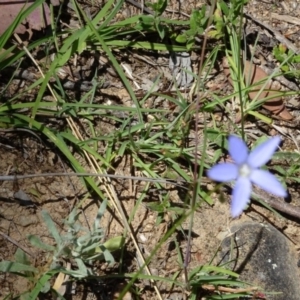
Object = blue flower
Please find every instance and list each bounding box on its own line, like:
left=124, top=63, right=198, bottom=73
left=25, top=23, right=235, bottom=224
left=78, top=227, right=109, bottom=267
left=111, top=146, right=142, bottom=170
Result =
left=207, top=135, right=287, bottom=217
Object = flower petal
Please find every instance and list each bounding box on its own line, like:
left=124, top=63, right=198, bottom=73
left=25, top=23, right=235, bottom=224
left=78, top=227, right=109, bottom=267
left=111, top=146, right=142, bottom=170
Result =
left=228, top=135, right=248, bottom=164
left=231, top=177, right=252, bottom=218
left=250, top=169, right=287, bottom=197
left=247, top=136, right=281, bottom=168
left=207, top=163, right=238, bottom=182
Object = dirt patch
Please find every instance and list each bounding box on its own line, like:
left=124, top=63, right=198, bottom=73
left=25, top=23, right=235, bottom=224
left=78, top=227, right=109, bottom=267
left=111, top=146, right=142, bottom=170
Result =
left=0, top=131, right=82, bottom=297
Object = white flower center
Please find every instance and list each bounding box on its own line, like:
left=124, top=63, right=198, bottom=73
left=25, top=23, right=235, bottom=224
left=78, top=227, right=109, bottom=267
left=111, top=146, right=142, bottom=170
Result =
left=239, top=163, right=252, bottom=178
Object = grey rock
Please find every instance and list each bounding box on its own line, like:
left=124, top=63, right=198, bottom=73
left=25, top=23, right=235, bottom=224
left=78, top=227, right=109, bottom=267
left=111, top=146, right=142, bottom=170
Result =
left=169, top=52, right=193, bottom=88
left=219, top=222, right=300, bottom=299
left=14, top=189, right=35, bottom=207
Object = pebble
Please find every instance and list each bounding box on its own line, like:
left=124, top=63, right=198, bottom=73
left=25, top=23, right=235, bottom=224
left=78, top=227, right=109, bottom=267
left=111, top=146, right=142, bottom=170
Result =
left=219, top=222, right=300, bottom=299
left=15, top=214, right=38, bottom=227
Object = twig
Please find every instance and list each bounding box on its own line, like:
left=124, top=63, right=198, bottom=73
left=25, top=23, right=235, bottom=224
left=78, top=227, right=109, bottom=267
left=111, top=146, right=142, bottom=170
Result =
left=226, top=182, right=300, bottom=220
left=0, top=230, right=34, bottom=257
left=251, top=189, right=300, bottom=220
left=4, top=172, right=300, bottom=219
left=0, top=172, right=186, bottom=188
left=244, top=12, right=300, bottom=54
left=271, top=13, right=300, bottom=26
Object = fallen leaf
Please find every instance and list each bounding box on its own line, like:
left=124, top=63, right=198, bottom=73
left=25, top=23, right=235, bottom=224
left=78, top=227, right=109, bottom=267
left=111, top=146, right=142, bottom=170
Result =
left=0, top=0, right=59, bottom=36
left=222, top=57, right=293, bottom=121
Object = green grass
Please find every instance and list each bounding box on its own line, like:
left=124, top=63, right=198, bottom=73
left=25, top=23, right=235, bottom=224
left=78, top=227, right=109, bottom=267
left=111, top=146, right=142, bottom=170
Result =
left=0, top=0, right=298, bottom=299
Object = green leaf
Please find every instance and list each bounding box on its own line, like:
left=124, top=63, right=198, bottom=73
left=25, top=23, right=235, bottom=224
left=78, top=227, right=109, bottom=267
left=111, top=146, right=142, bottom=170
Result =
left=219, top=0, right=229, bottom=16
left=0, top=261, right=37, bottom=273
left=97, top=245, right=115, bottom=264
left=175, top=34, right=187, bottom=44
left=28, top=271, right=57, bottom=299
left=200, top=190, right=213, bottom=205
left=27, top=235, right=56, bottom=252
left=290, top=177, right=300, bottom=183
left=14, top=249, right=30, bottom=265
left=95, top=0, right=123, bottom=30
left=75, top=258, right=88, bottom=276
left=272, top=165, right=286, bottom=176
left=293, top=55, right=300, bottom=63
left=147, top=202, right=167, bottom=213
left=41, top=210, right=62, bottom=245
left=150, top=0, right=167, bottom=15
left=137, top=15, right=155, bottom=26
left=95, top=236, right=125, bottom=254
left=190, top=10, right=198, bottom=31
left=189, top=8, right=207, bottom=32
left=94, top=200, right=107, bottom=230
left=208, top=30, right=223, bottom=39
left=281, top=65, right=289, bottom=72
left=186, top=38, right=195, bottom=51
left=156, top=22, right=166, bottom=40
left=206, top=129, right=227, bottom=149
left=104, top=236, right=125, bottom=251
left=93, top=40, right=189, bottom=51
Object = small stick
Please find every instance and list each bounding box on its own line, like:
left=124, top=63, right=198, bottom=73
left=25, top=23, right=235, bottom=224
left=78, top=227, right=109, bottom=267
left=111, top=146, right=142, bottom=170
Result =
left=0, top=230, right=34, bottom=257
left=251, top=189, right=300, bottom=220
left=4, top=172, right=300, bottom=219
left=226, top=182, right=300, bottom=220
left=0, top=172, right=186, bottom=188
left=271, top=13, right=300, bottom=26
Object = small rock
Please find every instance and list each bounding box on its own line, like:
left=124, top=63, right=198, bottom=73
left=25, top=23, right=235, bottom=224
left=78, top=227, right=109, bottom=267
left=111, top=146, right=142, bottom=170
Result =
left=219, top=222, right=300, bottom=299
left=169, top=52, right=193, bottom=88
left=14, top=189, right=35, bottom=207
left=15, top=214, right=38, bottom=227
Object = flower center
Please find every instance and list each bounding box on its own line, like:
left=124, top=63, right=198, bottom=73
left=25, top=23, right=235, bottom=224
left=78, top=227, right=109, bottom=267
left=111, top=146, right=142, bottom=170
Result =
left=239, top=163, right=251, bottom=178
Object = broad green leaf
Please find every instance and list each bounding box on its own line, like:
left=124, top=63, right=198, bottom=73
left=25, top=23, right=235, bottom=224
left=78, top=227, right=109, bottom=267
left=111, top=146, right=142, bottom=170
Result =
left=0, top=261, right=37, bottom=273
left=41, top=210, right=62, bottom=245
left=176, top=34, right=187, bottom=43
left=28, top=271, right=57, bottom=299
left=27, top=235, right=55, bottom=252
left=14, top=249, right=30, bottom=265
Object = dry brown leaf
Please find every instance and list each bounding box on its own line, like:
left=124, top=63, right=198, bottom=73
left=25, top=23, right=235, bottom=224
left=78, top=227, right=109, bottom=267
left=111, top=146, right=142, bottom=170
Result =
left=0, top=0, right=59, bottom=36
left=222, top=57, right=293, bottom=121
